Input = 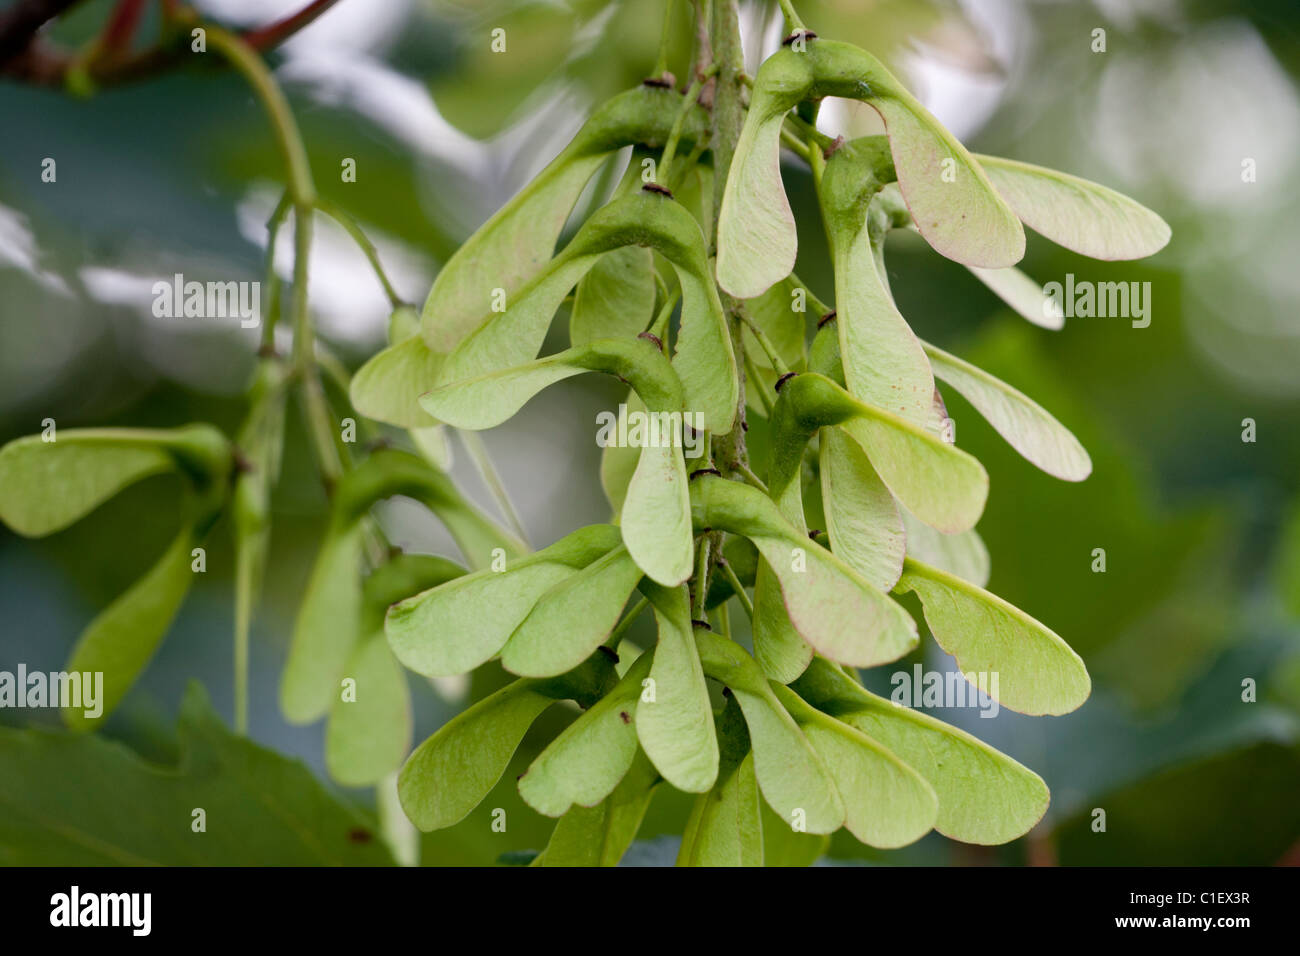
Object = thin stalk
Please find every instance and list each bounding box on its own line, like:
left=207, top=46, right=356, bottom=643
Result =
left=716, top=555, right=753, bottom=618
left=259, top=192, right=291, bottom=351
left=650, top=287, right=681, bottom=341
left=777, top=0, right=805, bottom=32
left=743, top=350, right=776, bottom=418
left=656, top=66, right=715, bottom=186
left=315, top=196, right=405, bottom=309
left=652, top=0, right=676, bottom=77
left=691, top=534, right=712, bottom=619
left=738, top=308, right=790, bottom=374
left=606, top=597, right=650, bottom=649
left=458, top=429, right=529, bottom=546
left=779, top=123, right=812, bottom=162
left=733, top=460, right=768, bottom=492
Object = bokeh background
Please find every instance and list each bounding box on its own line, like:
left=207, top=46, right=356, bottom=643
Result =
left=1, top=0, right=1298, bottom=865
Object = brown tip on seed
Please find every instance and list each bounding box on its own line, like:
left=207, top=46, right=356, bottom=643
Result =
left=818, top=309, right=837, bottom=328
left=774, top=371, right=798, bottom=392
left=618, top=711, right=631, bottom=724
left=782, top=29, right=818, bottom=45
left=597, top=645, right=620, bottom=663
left=231, top=448, right=254, bottom=475
left=721, top=686, right=733, bottom=698
left=689, top=467, right=722, bottom=482
left=808, top=529, right=824, bottom=540
left=690, top=619, right=712, bottom=631
left=347, top=828, right=373, bottom=843
left=641, top=74, right=674, bottom=88
left=257, top=343, right=278, bottom=359
left=637, top=331, right=664, bottom=351
left=642, top=182, right=674, bottom=199
left=823, top=134, right=846, bottom=159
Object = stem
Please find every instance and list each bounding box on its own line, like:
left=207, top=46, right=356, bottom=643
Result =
left=737, top=308, right=790, bottom=374
left=457, top=429, right=529, bottom=546
left=733, top=460, right=768, bottom=492
left=649, top=286, right=681, bottom=341
left=260, top=191, right=291, bottom=351
left=743, top=350, right=776, bottom=418
left=716, top=555, right=753, bottom=618
left=656, top=67, right=714, bottom=186
left=691, top=535, right=712, bottom=619
left=777, top=0, right=805, bottom=32
left=652, top=0, right=676, bottom=77
left=779, top=124, right=812, bottom=162
left=233, top=543, right=253, bottom=734
left=314, top=196, right=405, bottom=309
left=606, top=597, right=650, bottom=649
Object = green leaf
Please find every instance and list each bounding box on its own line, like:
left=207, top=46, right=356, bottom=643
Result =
left=349, top=336, right=447, bottom=429
left=0, top=425, right=229, bottom=537
left=0, top=683, right=396, bottom=865
left=977, top=153, right=1171, bottom=261
left=621, top=438, right=693, bottom=587
left=421, top=84, right=709, bottom=351
left=518, top=653, right=651, bottom=818
left=923, top=340, right=1092, bottom=481
left=387, top=524, right=618, bottom=678
left=322, top=558, right=457, bottom=785
left=694, top=632, right=844, bottom=835
left=63, top=524, right=199, bottom=731
left=500, top=545, right=644, bottom=677
left=280, top=522, right=365, bottom=725
left=433, top=192, right=736, bottom=433
left=635, top=583, right=718, bottom=793
left=715, top=91, right=793, bottom=298
left=325, top=632, right=411, bottom=787
left=773, top=684, right=938, bottom=848
left=570, top=245, right=656, bottom=347
left=773, top=373, right=988, bottom=533
left=599, top=388, right=644, bottom=518
left=900, top=508, right=990, bottom=588
left=399, top=654, right=617, bottom=832
left=717, top=42, right=1023, bottom=297
left=399, top=680, right=556, bottom=831
left=820, top=426, right=906, bottom=593
left=819, top=140, right=943, bottom=432
left=677, top=696, right=764, bottom=866
left=691, top=474, right=917, bottom=669
left=751, top=559, right=814, bottom=683
left=896, top=557, right=1091, bottom=716
left=794, top=658, right=1049, bottom=845
left=421, top=339, right=694, bottom=585
left=534, top=751, right=659, bottom=867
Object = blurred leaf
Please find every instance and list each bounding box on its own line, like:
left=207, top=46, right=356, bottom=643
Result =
left=1054, top=742, right=1300, bottom=865
left=0, top=684, right=394, bottom=865
left=63, top=524, right=200, bottom=731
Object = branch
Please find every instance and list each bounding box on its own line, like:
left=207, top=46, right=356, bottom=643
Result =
left=1, top=0, right=344, bottom=88
left=0, top=0, right=81, bottom=66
